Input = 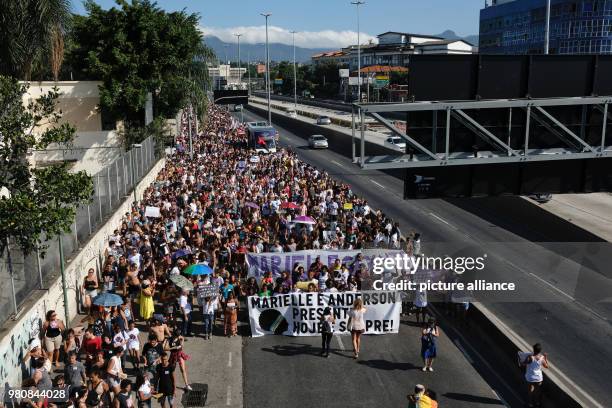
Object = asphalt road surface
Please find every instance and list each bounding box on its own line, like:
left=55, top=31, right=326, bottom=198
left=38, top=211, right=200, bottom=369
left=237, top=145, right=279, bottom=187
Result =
left=238, top=108, right=612, bottom=406
left=243, top=316, right=506, bottom=408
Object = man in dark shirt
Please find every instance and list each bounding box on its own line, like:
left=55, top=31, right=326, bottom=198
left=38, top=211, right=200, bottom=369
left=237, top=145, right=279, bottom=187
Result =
left=142, top=335, right=164, bottom=381
left=156, top=352, right=176, bottom=408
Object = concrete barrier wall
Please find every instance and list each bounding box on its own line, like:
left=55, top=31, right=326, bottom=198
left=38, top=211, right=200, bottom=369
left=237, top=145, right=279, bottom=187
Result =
left=0, top=157, right=166, bottom=388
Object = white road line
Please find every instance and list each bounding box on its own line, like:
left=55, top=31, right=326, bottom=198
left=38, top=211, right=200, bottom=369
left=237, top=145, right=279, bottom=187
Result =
left=428, top=212, right=455, bottom=229
left=227, top=351, right=232, bottom=368
left=371, top=180, right=386, bottom=189
left=453, top=339, right=474, bottom=364
left=335, top=334, right=345, bottom=351
left=226, top=385, right=232, bottom=406
left=331, top=160, right=346, bottom=169
left=527, top=272, right=575, bottom=301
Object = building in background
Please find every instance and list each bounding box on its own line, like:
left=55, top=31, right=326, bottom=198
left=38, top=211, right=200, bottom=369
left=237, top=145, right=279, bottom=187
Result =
left=208, top=64, right=247, bottom=90
left=311, top=31, right=477, bottom=69
left=480, top=0, right=612, bottom=54
left=256, top=64, right=267, bottom=74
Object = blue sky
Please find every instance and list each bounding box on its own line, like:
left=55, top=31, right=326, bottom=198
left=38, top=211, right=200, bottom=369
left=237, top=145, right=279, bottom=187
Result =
left=73, top=0, right=484, bottom=48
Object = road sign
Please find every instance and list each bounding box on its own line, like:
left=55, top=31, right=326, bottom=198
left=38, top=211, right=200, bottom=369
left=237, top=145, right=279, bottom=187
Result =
left=339, top=69, right=350, bottom=78
left=274, top=78, right=283, bottom=85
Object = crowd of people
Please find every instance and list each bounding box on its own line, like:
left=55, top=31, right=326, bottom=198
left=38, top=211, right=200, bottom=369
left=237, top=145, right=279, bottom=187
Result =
left=16, top=103, right=548, bottom=408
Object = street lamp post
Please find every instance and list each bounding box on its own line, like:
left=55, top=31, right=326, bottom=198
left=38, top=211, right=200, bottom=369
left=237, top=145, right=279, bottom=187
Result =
left=351, top=1, right=365, bottom=103
left=261, top=12, right=272, bottom=125
left=234, top=33, right=243, bottom=87
left=291, top=31, right=298, bottom=109
left=247, top=51, right=251, bottom=95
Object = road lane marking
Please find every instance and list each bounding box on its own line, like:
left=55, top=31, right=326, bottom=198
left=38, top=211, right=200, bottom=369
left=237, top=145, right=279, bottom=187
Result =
left=371, top=180, right=386, bottom=189
left=331, top=160, right=346, bottom=169
left=428, top=212, right=457, bottom=229
left=335, top=335, right=345, bottom=351
left=226, top=385, right=232, bottom=406
left=453, top=339, right=474, bottom=364
left=228, top=351, right=232, bottom=367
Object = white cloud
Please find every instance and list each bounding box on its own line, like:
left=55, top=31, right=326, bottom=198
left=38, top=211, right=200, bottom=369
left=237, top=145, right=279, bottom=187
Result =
left=199, top=25, right=377, bottom=49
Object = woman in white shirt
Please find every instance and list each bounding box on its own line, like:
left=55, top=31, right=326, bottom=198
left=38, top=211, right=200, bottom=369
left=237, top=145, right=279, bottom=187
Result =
left=523, top=343, right=549, bottom=408
left=107, top=346, right=126, bottom=394
left=347, top=298, right=367, bottom=359
left=126, top=321, right=141, bottom=369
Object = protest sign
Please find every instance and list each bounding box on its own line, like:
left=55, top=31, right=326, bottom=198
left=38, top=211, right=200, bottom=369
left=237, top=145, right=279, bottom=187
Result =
left=196, top=284, right=219, bottom=298
left=246, top=249, right=404, bottom=279
left=145, top=206, right=161, bottom=218
left=247, top=291, right=401, bottom=337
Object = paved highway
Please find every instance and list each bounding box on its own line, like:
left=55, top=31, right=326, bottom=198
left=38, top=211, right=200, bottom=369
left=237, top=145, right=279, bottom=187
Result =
left=238, top=108, right=612, bottom=406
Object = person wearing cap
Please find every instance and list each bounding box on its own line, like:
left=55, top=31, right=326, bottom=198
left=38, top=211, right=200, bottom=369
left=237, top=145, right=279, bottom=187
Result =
left=135, top=371, right=155, bottom=408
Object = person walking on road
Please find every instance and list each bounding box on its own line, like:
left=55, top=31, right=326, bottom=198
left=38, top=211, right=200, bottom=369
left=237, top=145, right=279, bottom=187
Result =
left=523, top=343, right=549, bottom=408
left=347, top=298, right=367, bottom=359
left=421, top=318, right=439, bottom=372
left=319, top=307, right=335, bottom=358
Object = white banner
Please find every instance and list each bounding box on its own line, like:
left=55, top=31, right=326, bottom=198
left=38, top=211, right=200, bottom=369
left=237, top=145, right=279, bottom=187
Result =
left=247, top=291, right=401, bottom=337
left=246, top=249, right=404, bottom=279
left=339, top=69, right=350, bottom=78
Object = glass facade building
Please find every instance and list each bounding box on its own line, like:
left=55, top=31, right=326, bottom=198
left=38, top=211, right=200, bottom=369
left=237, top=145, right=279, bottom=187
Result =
left=479, top=0, right=612, bottom=54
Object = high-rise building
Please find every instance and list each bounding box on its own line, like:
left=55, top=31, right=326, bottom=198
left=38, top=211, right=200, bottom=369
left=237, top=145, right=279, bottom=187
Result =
left=479, top=0, right=612, bottom=54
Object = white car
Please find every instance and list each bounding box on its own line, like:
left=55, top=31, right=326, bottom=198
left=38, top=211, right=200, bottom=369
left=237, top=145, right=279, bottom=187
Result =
left=287, top=109, right=297, bottom=118
left=308, top=135, right=328, bottom=149
left=384, top=136, right=406, bottom=152
left=317, top=116, right=332, bottom=125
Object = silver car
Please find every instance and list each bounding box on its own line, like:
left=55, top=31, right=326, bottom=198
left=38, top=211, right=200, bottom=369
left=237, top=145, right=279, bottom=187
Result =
left=317, top=116, right=332, bottom=125
left=308, top=135, right=328, bottom=149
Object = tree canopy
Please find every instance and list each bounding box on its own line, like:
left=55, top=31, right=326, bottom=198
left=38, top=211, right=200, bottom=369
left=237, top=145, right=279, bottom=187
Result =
left=0, top=76, right=93, bottom=255
left=66, top=0, right=213, bottom=134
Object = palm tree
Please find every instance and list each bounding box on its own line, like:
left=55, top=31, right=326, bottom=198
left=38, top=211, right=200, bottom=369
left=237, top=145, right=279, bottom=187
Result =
left=0, top=0, right=72, bottom=81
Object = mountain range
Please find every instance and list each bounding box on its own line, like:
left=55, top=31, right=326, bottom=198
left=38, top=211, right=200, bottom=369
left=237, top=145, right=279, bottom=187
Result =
left=204, top=30, right=479, bottom=64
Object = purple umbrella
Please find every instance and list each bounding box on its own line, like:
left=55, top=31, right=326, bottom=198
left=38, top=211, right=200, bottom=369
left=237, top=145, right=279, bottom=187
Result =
left=245, top=202, right=259, bottom=209
left=172, top=249, right=191, bottom=260
left=293, top=215, right=316, bottom=225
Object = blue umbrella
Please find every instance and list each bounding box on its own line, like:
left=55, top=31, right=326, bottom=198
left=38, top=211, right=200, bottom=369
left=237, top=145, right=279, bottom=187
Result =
left=184, top=264, right=213, bottom=276
left=92, top=292, right=124, bottom=307
left=172, top=249, right=190, bottom=260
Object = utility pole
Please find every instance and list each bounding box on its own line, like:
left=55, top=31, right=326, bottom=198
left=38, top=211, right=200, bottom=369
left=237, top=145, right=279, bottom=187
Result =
left=291, top=31, right=298, bottom=109
left=261, top=12, right=272, bottom=125
left=351, top=1, right=365, bottom=103
left=544, top=0, right=551, bottom=54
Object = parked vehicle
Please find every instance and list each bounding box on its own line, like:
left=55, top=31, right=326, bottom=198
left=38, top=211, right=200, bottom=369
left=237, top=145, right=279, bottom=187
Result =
left=317, top=116, right=332, bottom=125
left=384, top=136, right=407, bottom=152
left=234, top=104, right=243, bottom=112
left=308, top=135, right=328, bottom=149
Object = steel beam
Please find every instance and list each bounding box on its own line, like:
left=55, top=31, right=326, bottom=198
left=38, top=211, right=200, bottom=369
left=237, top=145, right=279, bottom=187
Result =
left=360, top=149, right=608, bottom=170
left=524, top=107, right=580, bottom=151
left=369, top=112, right=438, bottom=160
left=355, top=95, right=612, bottom=113
left=534, top=106, right=596, bottom=153
left=453, top=109, right=518, bottom=156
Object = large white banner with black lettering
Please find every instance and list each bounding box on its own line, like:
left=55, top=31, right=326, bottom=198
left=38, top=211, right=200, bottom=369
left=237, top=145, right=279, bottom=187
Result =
left=247, top=291, right=401, bottom=337
left=246, top=249, right=404, bottom=279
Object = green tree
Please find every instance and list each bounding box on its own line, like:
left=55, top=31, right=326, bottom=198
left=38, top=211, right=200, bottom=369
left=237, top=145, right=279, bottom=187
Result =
left=0, top=76, right=93, bottom=257
left=0, top=0, right=72, bottom=81
left=66, top=0, right=214, bottom=144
